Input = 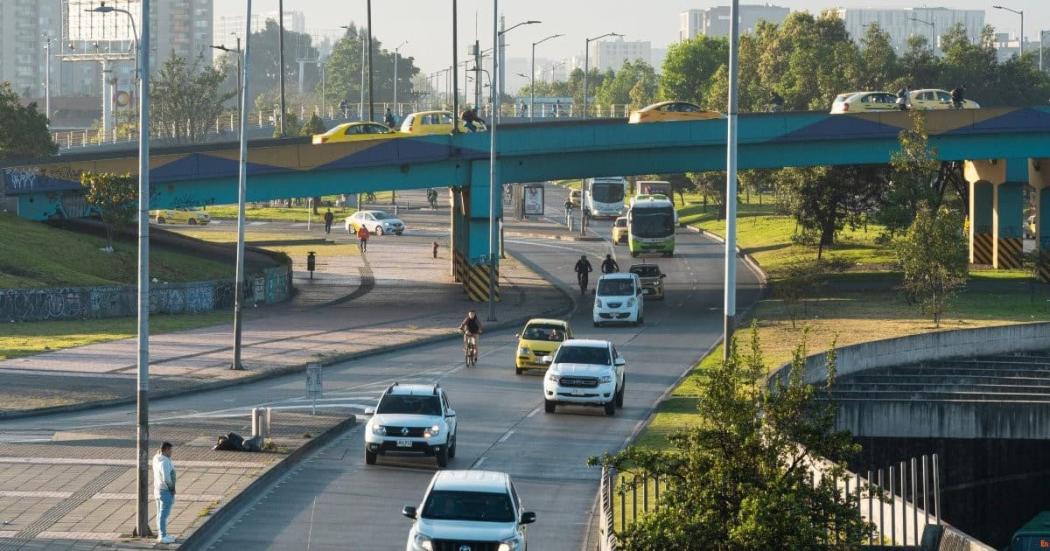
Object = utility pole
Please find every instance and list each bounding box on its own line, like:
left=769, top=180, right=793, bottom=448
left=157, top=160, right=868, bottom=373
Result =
left=233, top=1, right=253, bottom=371
left=723, top=0, right=740, bottom=361
left=488, top=0, right=498, bottom=321
left=367, top=0, right=374, bottom=121
left=44, top=36, right=51, bottom=123
left=452, top=0, right=459, bottom=133
left=531, top=34, right=562, bottom=122
left=278, top=0, right=286, bottom=136
left=393, top=41, right=407, bottom=116
left=135, top=0, right=151, bottom=538
left=583, top=33, right=622, bottom=119
left=474, top=40, right=481, bottom=109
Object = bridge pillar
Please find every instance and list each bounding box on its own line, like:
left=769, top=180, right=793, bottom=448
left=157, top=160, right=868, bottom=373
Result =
left=450, top=187, right=466, bottom=282
left=964, top=159, right=1026, bottom=269
left=1032, top=159, right=1050, bottom=282
left=459, top=161, right=500, bottom=303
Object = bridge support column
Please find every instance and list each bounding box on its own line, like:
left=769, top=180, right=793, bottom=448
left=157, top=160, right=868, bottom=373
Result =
left=964, top=159, right=1026, bottom=269
left=1032, top=159, right=1050, bottom=282
left=460, top=161, right=500, bottom=303
left=450, top=187, right=466, bottom=282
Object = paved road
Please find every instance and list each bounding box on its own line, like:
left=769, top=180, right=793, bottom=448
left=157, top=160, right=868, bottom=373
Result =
left=3, top=187, right=761, bottom=550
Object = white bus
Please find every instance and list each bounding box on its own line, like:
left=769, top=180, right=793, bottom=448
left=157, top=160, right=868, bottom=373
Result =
left=584, top=177, right=628, bottom=218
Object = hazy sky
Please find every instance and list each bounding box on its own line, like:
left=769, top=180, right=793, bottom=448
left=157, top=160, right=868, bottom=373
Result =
left=216, top=0, right=1044, bottom=76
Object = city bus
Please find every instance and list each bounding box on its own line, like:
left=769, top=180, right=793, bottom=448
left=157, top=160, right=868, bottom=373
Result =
left=635, top=180, right=672, bottom=201
left=627, top=195, right=676, bottom=257
left=584, top=177, right=628, bottom=218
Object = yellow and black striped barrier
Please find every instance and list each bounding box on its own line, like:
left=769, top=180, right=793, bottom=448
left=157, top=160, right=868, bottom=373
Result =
left=1038, top=252, right=1050, bottom=283
left=464, top=263, right=501, bottom=303
left=997, top=237, right=1023, bottom=269
left=971, top=233, right=993, bottom=265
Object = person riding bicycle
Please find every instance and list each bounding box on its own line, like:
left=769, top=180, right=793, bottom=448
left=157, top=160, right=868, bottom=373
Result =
left=950, top=86, right=965, bottom=110
left=601, top=254, right=619, bottom=274
left=459, top=310, right=482, bottom=357
left=574, top=255, right=593, bottom=294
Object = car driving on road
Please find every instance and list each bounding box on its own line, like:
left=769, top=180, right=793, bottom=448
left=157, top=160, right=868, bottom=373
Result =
left=345, top=210, right=405, bottom=236
left=593, top=272, right=644, bottom=327
left=612, top=216, right=628, bottom=244
left=150, top=208, right=210, bottom=225
left=365, top=383, right=458, bottom=467
left=515, top=318, right=572, bottom=375
left=402, top=470, right=535, bottom=551
left=629, top=263, right=666, bottom=300
left=543, top=339, right=626, bottom=416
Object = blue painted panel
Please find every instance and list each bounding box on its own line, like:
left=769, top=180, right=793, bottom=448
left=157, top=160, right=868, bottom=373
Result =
left=997, top=181, right=1024, bottom=239
left=973, top=182, right=993, bottom=234
left=946, top=108, right=1050, bottom=135
left=1005, top=158, right=1029, bottom=183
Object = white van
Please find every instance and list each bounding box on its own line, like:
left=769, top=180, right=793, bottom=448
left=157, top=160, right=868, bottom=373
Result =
left=593, top=272, right=644, bottom=327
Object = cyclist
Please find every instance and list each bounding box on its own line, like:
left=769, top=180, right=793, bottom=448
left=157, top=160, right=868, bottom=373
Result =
left=601, top=253, right=619, bottom=274
left=574, top=255, right=593, bottom=295
left=950, top=86, right=965, bottom=110
left=459, top=310, right=483, bottom=358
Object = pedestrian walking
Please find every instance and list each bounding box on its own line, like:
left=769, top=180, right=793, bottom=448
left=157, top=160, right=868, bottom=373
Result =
left=432, top=241, right=439, bottom=259
left=356, top=225, right=370, bottom=253
left=152, top=442, right=177, bottom=544
left=564, top=199, right=573, bottom=227
left=323, top=208, right=334, bottom=235
left=339, top=99, right=349, bottom=119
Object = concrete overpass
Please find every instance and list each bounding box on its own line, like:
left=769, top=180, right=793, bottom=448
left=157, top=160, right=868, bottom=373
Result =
left=4, top=107, right=1050, bottom=296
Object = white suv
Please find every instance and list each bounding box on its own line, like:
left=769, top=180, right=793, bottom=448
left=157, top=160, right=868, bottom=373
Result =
left=365, top=383, right=458, bottom=467
left=543, top=339, right=626, bottom=416
left=593, top=272, right=644, bottom=327
left=403, top=470, right=535, bottom=551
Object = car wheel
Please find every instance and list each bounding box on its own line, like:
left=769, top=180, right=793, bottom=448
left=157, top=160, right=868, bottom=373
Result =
left=515, top=367, right=524, bottom=375
left=593, top=321, right=600, bottom=328
left=365, top=449, right=377, bottom=465
left=448, top=436, right=457, bottom=459
left=157, top=217, right=166, bottom=224
left=374, top=226, right=384, bottom=236
left=615, top=377, right=625, bottom=408
left=544, top=399, right=556, bottom=413
left=435, top=445, right=449, bottom=468
left=188, top=218, right=198, bottom=225
left=604, top=400, right=616, bottom=416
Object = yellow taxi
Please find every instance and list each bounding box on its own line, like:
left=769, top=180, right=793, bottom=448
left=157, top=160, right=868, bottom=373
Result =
left=515, top=318, right=573, bottom=375
left=628, top=101, right=723, bottom=124
left=908, top=89, right=980, bottom=110
left=830, top=91, right=898, bottom=114
left=150, top=208, right=210, bottom=225
left=312, top=121, right=398, bottom=144
left=399, top=110, right=488, bottom=135
left=612, top=216, right=628, bottom=244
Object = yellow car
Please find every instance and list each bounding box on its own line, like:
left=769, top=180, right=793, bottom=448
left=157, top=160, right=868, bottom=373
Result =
left=515, top=318, right=573, bottom=374
left=150, top=208, right=210, bottom=225
left=830, top=91, right=898, bottom=114
left=312, top=121, right=398, bottom=144
left=908, top=89, right=980, bottom=110
left=398, top=110, right=487, bottom=135
left=628, top=101, right=723, bottom=124
left=612, top=216, right=628, bottom=244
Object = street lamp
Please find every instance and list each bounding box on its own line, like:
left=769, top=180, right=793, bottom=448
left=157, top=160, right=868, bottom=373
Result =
left=584, top=33, right=622, bottom=119
left=88, top=1, right=140, bottom=143
left=531, top=33, right=563, bottom=122
left=497, top=20, right=540, bottom=121
left=909, top=17, right=936, bottom=52
left=211, top=41, right=242, bottom=105
left=393, top=41, right=407, bottom=117
left=723, top=0, right=740, bottom=361
left=278, top=0, right=286, bottom=136
left=232, top=0, right=254, bottom=374
left=43, top=36, right=51, bottom=122
left=993, top=5, right=1024, bottom=57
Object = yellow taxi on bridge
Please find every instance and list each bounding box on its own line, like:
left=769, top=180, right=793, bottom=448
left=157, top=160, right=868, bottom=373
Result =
left=515, top=319, right=573, bottom=375
left=628, top=101, right=723, bottom=124
left=312, top=121, right=398, bottom=144
left=830, top=91, right=898, bottom=113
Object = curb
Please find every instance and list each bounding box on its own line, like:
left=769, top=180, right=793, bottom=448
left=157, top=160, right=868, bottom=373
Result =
left=683, top=225, right=769, bottom=285
left=178, top=415, right=358, bottom=550
left=2, top=262, right=576, bottom=422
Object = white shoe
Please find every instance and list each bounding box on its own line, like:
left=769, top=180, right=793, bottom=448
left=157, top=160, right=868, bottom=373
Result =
left=161, top=535, right=176, bottom=544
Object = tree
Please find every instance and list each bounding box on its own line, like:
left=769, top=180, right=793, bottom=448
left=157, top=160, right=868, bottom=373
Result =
left=0, top=82, right=56, bottom=160
left=859, top=24, right=898, bottom=91
left=779, top=165, right=884, bottom=258
left=151, top=55, right=235, bottom=143
left=689, top=171, right=727, bottom=219
left=595, top=60, right=657, bottom=108
left=896, top=203, right=968, bottom=326
left=219, top=20, right=321, bottom=108
left=299, top=113, right=326, bottom=136
left=593, top=326, right=870, bottom=549
left=659, top=36, right=728, bottom=105
left=81, top=172, right=137, bottom=252
left=879, top=111, right=941, bottom=236
left=324, top=24, right=421, bottom=112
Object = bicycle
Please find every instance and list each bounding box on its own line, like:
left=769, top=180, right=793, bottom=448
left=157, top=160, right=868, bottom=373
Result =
left=577, top=272, right=589, bottom=296
left=463, top=332, right=479, bottom=368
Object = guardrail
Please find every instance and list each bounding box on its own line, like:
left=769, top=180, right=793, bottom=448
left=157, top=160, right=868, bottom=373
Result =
left=597, top=465, right=617, bottom=551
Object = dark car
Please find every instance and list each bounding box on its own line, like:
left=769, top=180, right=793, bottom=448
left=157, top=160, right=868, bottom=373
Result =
left=628, top=263, right=666, bottom=300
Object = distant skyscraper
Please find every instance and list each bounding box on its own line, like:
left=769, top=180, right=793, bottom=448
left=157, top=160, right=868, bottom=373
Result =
left=834, top=7, right=984, bottom=54
left=0, top=0, right=63, bottom=98
left=589, top=38, right=652, bottom=72
left=679, top=5, right=790, bottom=41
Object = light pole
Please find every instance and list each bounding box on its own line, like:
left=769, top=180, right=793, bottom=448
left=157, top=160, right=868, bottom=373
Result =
left=723, top=0, right=740, bottom=361
left=452, top=0, right=459, bottom=132
left=584, top=32, right=622, bottom=119
left=909, top=17, right=935, bottom=52
left=277, top=0, right=286, bottom=135
left=43, top=36, right=51, bottom=123
left=87, top=1, right=139, bottom=142
left=366, top=0, right=374, bottom=121
left=531, top=33, right=563, bottom=122
left=496, top=20, right=540, bottom=119
left=232, top=0, right=253, bottom=372
left=393, top=41, right=407, bottom=116
left=993, top=5, right=1024, bottom=57
left=93, top=0, right=148, bottom=536
left=211, top=42, right=242, bottom=106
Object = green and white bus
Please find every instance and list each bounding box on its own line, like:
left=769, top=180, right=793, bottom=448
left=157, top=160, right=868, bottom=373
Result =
left=627, top=195, right=676, bottom=257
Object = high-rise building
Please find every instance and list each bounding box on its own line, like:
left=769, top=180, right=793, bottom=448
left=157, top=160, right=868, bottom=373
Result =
left=0, top=0, right=62, bottom=98
left=835, top=7, right=984, bottom=54
left=679, top=5, right=790, bottom=41
left=589, top=38, right=651, bottom=72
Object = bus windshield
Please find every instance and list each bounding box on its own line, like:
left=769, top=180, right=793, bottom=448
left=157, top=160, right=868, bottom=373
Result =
left=590, top=182, right=624, bottom=204
left=631, top=207, right=675, bottom=238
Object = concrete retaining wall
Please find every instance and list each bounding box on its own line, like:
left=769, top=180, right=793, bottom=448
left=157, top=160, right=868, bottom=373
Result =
left=836, top=400, right=1050, bottom=440
left=1, top=265, right=292, bottom=322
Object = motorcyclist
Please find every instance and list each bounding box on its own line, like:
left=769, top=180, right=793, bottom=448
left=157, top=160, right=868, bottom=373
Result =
left=601, top=254, right=619, bottom=274
left=574, top=255, right=593, bottom=294
left=459, top=310, right=482, bottom=357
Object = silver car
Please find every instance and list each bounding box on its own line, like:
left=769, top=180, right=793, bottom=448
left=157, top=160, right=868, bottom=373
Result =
left=345, top=209, right=405, bottom=236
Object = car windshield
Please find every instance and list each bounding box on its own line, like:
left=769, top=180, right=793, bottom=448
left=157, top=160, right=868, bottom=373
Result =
left=630, top=265, right=660, bottom=277
left=371, top=212, right=390, bottom=220
left=422, top=490, right=515, bottom=523
left=630, top=208, right=675, bottom=238
left=614, top=218, right=627, bottom=228
left=523, top=325, right=564, bottom=341
left=590, top=182, right=624, bottom=203
left=376, top=394, right=441, bottom=415
left=598, top=279, right=634, bottom=296
left=555, top=345, right=610, bottom=365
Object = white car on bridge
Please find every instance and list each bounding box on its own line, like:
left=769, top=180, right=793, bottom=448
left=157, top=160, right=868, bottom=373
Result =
left=543, top=339, right=626, bottom=416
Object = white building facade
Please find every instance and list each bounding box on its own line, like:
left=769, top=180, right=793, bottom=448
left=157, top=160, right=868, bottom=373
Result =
left=835, top=7, right=984, bottom=54
left=679, top=4, right=790, bottom=40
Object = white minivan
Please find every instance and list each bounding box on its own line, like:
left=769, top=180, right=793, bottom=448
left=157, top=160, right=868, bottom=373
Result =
left=593, top=272, right=644, bottom=327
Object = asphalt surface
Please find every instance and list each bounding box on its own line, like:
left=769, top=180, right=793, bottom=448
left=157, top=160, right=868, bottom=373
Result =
left=2, top=186, right=761, bottom=550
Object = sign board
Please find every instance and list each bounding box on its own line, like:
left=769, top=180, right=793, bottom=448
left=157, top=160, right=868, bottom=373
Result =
left=523, top=184, right=545, bottom=216
left=503, top=185, right=514, bottom=210
left=306, top=363, right=323, bottom=398
left=65, top=0, right=141, bottom=43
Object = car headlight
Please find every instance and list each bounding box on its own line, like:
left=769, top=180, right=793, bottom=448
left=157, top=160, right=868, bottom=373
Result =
left=423, top=424, right=441, bottom=438
left=595, top=299, right=603, bottom=308
left=412, top=532, right=434, bottom=551
left=518, top=347, right=529, bottom=356
left=627, top=298, right=636, bottom=307
left=371, top=424, right=386, bottom=436
left=498, top=537, right=523, bottom=551
left=600, top=375, right=613, bottom=384
left=547, top=372, right=560, bottom=384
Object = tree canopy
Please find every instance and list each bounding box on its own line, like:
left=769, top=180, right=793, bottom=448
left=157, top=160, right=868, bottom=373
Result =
left=0, top=82, right=56, bottom=160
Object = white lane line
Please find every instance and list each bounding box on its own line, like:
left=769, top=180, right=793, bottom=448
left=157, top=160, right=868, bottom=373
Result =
left=497, top=429, right=516, bottom=444
left=526, top=408, right=540, bottom=418
left=473, top=457, right=487, bottom=468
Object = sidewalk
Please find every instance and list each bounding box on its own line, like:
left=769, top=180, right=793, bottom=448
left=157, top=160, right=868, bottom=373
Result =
left=0, top=228, right=569, bottom=416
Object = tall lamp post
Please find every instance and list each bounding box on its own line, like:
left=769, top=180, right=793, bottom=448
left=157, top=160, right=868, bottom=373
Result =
left=366, top=0, right=374, bottom=121
left=211, top=42, right=242, bottom=103
left=909, top=17, right=935, bottom=52
left=993, top=5, right=1024, bottom=57
left=278, top=0, right=285, bottom=136
left=232, top=2, right=253, bottom=372
left=530, top=33, right=563, bottom=122
left=583, top=32, right=622, bottom=119
left=393, top=41, right=407, bottom=116
left=91, top=0, right=148, bottom=536
left=723, top=0, right=740, bottom=361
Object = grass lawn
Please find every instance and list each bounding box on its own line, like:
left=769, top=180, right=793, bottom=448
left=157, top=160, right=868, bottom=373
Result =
left=174, top=229, right=362, bottom=260
left=0, top=213, right=233, bottom=289
left=203, top=204, right=356, bottom=223
left=0, top=311, right=230, bottom=361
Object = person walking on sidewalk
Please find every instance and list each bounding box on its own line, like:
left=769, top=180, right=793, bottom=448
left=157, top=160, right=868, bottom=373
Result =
left=153, top=442, right=177, bottom=544
left=356, top=225, right=370, bottom=252
left=323, top=209, right=334, bottom=235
